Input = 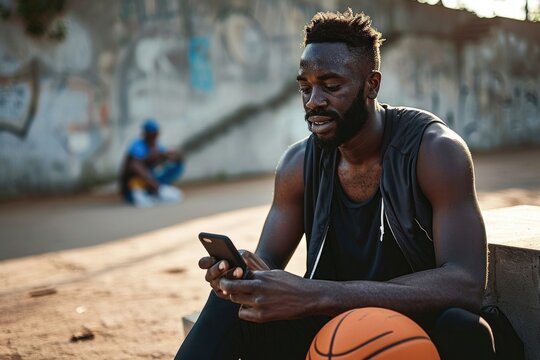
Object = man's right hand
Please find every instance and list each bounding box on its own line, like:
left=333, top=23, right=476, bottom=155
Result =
left=199, top=251, right=270, bottom=299
left=199, top=257, right=235, bottom=299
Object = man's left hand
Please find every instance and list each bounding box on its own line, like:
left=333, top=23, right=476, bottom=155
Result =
left=219, top=270, right=310, bottom=323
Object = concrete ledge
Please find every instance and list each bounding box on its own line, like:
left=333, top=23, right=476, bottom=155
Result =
left=483, top=205, right=540, bottom=360
left=182, top=206, right=540, bottom=359
left=182, top=312, right=199, bottom=338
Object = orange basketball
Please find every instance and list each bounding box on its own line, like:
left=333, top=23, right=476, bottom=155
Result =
left=306, top=307, right=440, bottom=360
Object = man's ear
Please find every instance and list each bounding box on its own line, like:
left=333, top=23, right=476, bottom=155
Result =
left=366, top=70, right=382, bottom=100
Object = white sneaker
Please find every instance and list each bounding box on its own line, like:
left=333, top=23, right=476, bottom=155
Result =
left=157, top=185, right=184, bottom=203
left=132, top=189, right=156, bottom=208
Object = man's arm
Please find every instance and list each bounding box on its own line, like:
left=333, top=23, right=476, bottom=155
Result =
left=165, top=149, right=184, bottom=162
left=397, top=123, right=487, bottom=310
left=221, top=124, right=487, bottom=322
left=200, top=139, right=307, bottom=296
left=128, top=157, right=160, bottom=192
left=253, top=139, right=306, bottom=270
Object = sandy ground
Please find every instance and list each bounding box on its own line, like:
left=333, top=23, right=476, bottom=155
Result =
left=0, top=147, right=539, bottom=359
left=0, top=206, right=278, bottom=360
left=0, top=176, right=275, bottom=261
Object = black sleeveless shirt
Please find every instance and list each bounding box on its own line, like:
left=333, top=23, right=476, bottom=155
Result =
left=313, top=176, right=411, bottom=281
left=303, top=105, right=446, bottom=278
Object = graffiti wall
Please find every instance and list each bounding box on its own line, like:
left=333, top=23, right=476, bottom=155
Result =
left=0, top=0, right=539, bottom=197
left=459, top=29, right=540, bottom=149
left=379, top=30, right=540, bottom=150
left=0, top=0, right=325, bottom=197
left=368, top=0, right=540, bottom=150
left=0, top=13, right=112, bottom=196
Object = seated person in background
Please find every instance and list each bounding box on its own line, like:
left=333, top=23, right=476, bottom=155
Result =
left=120, top=119, right=185, bottom=207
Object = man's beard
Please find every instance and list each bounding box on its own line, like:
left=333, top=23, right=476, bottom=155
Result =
left=305, top=91, right=368, bottom=150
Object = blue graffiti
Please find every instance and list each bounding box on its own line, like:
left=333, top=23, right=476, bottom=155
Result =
left=188, top=36, right=214, bottom=92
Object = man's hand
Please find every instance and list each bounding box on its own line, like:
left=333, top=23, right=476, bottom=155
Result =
left=238, top=250, right=270, bottom=272
left=145, top=148, right=166, bottom=165
left=166, top=150, right=184, bottom=162
left=219, top=270, right=310, bottom=323
left=199, top=250, right=270, bottom=300
left=199, top=257, right=240, bottom=299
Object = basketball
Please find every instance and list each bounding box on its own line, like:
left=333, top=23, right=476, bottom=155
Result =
left=306, top=307, right=440, bottom=360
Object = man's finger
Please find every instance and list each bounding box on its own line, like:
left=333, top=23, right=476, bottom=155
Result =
left=213, top=288, right=230, bottom=300
left=238, top=305, right=266, bottom=323
left=204, top=260, right=229, bottom=283
left=239, top=250, right=270, bottom=271
left=219, top=278, right=254, bottom=294
left=228, top=292, right=257, bottom=306
left=198, top=256, right=217, bottom=269
left=233, top=267, right=244, bottom=279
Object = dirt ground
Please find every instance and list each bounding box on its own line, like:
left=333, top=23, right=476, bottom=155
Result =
left=0, top=147, right=539, bottom=359
left=0, top=206, right=277, bottom=360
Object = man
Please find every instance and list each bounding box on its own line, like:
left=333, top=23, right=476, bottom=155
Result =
left=175, top=10, right=495, bottom=359
left=120, top=119, right=185, bottom=207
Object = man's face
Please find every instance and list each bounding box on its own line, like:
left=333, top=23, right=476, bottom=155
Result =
left=144, top=132, right=159, bottom=147
left=297, top=43, right=369, bottom=149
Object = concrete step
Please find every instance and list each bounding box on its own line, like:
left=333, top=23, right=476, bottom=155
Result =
left=483, top=205, right=540, bottom=360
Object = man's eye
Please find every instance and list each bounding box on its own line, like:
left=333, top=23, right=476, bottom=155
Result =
left=299, top=87, right=311, bottom=95
left=325, top=85, right=340, bottom=92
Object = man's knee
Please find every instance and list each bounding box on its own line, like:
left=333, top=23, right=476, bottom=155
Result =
left=433, top=307, right=495, bottom=360
left=155, top=162, right=184, bottom=184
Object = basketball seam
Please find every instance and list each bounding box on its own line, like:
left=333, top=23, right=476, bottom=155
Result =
left=363, top=336, right=432, bottom=360
left=328, top=310, right=355, bottom=360
left=314, top=310, right=355, bottom=358
left=330, top=331, right=393, bottom=357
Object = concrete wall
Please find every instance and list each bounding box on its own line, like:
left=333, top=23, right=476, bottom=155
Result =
left=380, top=29, right=540, bottom=150
left=0, top=0, right=539, bottom=196
left=0, top=0, right=328, bottom=196
left=362, top=0, right=540, bottom=150
left=458, top=29, right=540, bottom=149
left=186, top=94, right=307, bottom=180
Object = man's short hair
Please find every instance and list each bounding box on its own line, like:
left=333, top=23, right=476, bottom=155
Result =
left=303, top=9, right=384, bottom=70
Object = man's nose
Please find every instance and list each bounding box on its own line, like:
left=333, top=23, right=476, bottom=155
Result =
left=305, top=87, right=328, bottom=110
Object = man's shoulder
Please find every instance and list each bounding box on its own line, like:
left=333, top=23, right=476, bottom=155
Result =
left=128, top=138, right=149, bottom=158
left=421, top=122, right=469, bottom=155
left=384, top=104, right=448, bottom=154
left=129, top=138, right=145, bottom=148
left=387, top=105, right=445, bottom=124
left=282, top=137, right=309, bottom=166
left=416, top=119, right=472, bottom=190
left=275, top=137, right=309, bottom=182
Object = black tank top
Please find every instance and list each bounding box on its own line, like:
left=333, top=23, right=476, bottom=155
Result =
left=314, top=177, right=412, bottom=281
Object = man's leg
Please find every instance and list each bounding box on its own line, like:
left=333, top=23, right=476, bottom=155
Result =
left=175, top=292, right=329, bottom=360
left=152, top=162, right=185, bottom=203
left=429, top=307, right=496, bottom=360
left=239, top=313, right=330, bottom=360
left=127, top=177, right=155, bottom=208
left=175, top=292, right=242, bottom=360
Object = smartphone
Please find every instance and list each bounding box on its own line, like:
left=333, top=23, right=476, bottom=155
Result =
left=198, top=232, right=248, bottom=277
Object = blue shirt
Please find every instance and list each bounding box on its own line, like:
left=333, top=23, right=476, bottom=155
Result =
left=128, top=139, right=167, bottom=160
